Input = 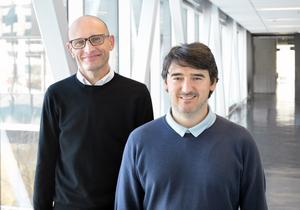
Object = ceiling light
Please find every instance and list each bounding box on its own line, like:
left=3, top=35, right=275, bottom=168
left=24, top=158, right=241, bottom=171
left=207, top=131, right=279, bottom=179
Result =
left=265, top=18, right=300, bottom=22
left=257, top=7, right=300, bottom=11
left=268, top=25, right=300, bottom=28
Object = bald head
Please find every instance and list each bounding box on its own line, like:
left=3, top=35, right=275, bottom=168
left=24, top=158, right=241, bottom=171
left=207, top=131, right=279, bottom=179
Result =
left=68, top=15, right=110, bottom=41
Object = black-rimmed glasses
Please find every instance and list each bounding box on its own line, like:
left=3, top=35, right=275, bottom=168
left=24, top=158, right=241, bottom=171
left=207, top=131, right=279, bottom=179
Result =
left=69, top=34, right=109, bottom=49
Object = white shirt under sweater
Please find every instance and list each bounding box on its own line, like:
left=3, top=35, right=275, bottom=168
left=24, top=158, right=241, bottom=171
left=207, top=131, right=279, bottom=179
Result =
left=165, top=106, right=216, bottom=137
left=76, top=68, right=114, bottom=86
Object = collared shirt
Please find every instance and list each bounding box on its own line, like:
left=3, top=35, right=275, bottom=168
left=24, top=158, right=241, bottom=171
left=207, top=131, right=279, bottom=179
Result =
left=76, top=68, right=114, bottom=86
left=165, top=106, right=216, bottom=138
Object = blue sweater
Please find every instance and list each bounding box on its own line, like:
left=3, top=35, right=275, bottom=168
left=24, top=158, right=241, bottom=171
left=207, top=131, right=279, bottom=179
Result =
left=115, top=116, right=268, bottom=210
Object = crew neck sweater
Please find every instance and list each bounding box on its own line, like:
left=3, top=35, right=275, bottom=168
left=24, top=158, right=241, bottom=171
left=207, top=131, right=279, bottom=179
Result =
left=34, top=73, right=153, bottom=210
left=115, top=116, right=268, bottom=210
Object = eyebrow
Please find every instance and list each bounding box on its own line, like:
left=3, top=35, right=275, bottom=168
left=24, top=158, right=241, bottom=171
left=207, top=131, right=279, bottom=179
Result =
left=169, top=73, right=183, bottom=77
left=169, top=72, right=206, bottom=77
left=191, top=73, right=206, bottom=77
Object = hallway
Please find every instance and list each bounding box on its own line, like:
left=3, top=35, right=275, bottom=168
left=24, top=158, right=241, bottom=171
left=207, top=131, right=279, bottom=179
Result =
left=230, top=91, right=300, bottom=209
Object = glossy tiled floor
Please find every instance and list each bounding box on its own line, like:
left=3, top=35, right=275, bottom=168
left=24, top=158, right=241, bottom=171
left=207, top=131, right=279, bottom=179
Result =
left=230, top=86, right=300, bottom=210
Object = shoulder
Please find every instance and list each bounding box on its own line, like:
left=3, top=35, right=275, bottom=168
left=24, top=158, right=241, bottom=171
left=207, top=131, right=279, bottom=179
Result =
left=214, top=115, right=251, bottom=137
left=213, top=115, right=256, bottom=146
left=113, top=73, right=149, bottom=91
left=46, top=75, right=77, bottom=95
left=132, top=117, right=165, bottom=136
left=127, top=117, right=165, bottom=143
left=123, top=117, right=168, bottom=156
left=212, top=116, right=262, bottom=159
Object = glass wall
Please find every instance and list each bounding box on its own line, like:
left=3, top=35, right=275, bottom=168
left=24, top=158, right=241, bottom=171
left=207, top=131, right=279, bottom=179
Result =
left=0, top=0, right=51, bottom=209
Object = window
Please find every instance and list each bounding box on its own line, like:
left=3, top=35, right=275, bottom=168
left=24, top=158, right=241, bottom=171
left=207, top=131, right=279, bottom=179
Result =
left=1, top=1, right=51, bottom=209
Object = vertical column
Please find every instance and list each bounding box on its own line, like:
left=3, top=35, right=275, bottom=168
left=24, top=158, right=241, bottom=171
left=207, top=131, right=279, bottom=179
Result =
left=150, top=4, right=161, bottom=118
left=32, top=0, right=77, bottom=81
left=246, top=32, right=254, bottom=97
left=131, top=0, right=159, bottom=85
left=118, top=0, right=131, bottom=77
left=199, top=0, right=211, bottom=45
left=187, top=9, right=195, bottom=43
left=169, top=0, right=185, bottom=44
left=210, top=5, right=226, bottom=116
left=295, top=33, right=300, bottom=102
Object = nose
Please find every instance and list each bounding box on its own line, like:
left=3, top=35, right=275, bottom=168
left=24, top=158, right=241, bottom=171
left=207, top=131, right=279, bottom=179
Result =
left=83, top=40, right=94, bottom=51
left=181, top=78, right=193, bottom=92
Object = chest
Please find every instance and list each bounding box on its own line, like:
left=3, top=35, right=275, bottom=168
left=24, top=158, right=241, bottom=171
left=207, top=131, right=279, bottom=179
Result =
left=136, top=138, right=243, bottom=197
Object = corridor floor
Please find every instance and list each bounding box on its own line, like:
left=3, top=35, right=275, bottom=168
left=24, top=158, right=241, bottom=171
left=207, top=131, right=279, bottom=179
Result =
left=230, top=92, right=300, bottom=210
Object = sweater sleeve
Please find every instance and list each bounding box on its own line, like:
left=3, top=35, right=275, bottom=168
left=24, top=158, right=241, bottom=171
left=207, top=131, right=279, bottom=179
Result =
left=136, top=85, right=154, bottom=126
left=115, top=133, right=144, bottom=210
left=239, top=134, right=268, bottom=210
left=33, top=89, right=60, bottom=210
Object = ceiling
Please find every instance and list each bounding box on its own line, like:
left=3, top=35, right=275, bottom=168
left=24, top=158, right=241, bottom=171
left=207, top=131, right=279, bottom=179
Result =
left=208, top=0, right=300, bottom=34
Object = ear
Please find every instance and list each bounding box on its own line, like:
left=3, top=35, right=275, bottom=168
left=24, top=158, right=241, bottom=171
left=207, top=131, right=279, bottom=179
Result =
left=209, top=79, right=217, bottom=92
left=108, top=35, right=115, bottom=50
left=66, top=42, right=75, bottom=58
left=164, top=80, right=168, bottom=92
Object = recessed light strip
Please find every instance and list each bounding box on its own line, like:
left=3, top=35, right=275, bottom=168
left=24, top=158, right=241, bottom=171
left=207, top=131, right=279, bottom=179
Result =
left=258, top=7, right=300, bottom=11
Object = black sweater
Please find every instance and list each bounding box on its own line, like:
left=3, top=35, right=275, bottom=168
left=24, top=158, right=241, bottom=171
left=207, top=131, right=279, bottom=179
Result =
left=33, top=74, right=153, bottom=210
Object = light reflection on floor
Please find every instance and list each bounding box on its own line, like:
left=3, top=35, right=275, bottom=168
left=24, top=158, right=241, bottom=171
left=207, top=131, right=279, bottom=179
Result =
left=230, top=82, right=300, bottom=209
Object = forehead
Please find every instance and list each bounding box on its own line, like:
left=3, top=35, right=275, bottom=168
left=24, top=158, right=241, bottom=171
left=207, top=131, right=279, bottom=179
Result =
left=168, top=62, right=209, bottom=75
left=69, top=17, right=108, bottom=40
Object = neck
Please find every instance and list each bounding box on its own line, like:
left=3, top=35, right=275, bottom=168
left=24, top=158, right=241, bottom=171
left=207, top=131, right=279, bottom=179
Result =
left=172, top=105, right=209, bottom=128
left=80, top=66, right=110, bottom=85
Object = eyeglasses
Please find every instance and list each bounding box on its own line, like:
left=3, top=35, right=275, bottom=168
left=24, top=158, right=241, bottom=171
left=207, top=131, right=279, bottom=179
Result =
left=69, top=34, right=109, bottom=49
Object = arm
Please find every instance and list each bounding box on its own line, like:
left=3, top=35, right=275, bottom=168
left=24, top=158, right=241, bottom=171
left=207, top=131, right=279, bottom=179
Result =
left=136, top=85, right=154, bottom=126
left=239, top=135, right=268, bottom=210
left=33, top=90, right=60, bottom=210
left=115, top=134, right=144, bottom=210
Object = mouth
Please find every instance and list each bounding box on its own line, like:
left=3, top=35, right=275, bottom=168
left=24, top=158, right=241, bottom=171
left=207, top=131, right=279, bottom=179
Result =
left=180, top=95, right=196, bottom=100
left=82, top=53, right=101, bottom=61
left=179, top=93, right=197, bottom=101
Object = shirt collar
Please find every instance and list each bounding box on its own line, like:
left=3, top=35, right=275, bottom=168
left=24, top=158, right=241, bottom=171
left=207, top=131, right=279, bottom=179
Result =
left=165, top=106, right=216, bottom=138
left=76, top=68, right=114, bottom=86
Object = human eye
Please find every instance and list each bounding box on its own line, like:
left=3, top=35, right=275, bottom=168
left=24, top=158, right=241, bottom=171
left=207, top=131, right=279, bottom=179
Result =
left=172, top=76, right=183, bottom=81
left=72, top=39, right=85, bottom=48
left=191, top=73, right=205, bottom=81
left=192, top=76, right=203, bottom=80
left=90, top=35, right=103, bottom=44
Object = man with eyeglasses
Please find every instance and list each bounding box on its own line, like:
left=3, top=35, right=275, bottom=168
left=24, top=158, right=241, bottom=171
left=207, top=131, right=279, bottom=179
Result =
left=33, top=15, right=153, bottom=210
